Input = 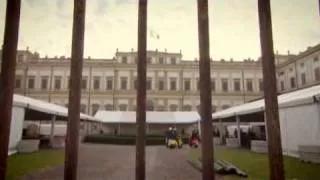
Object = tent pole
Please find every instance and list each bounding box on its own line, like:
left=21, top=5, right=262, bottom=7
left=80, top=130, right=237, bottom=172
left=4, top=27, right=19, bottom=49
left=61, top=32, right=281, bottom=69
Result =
left=0, top=1, right=21, bottom=178
left=198, top=119, right=201, bottom=136
left=219, top=119, right=222, bottom=143
left=264, top=111, right=268, bottom=141
left=64, top=0, right=86, bottom=179
left=236, top=116, right=241, bottom=147
left=258, top=0, right=285, bottom=179
left=50, top=115, right=56, bottom=148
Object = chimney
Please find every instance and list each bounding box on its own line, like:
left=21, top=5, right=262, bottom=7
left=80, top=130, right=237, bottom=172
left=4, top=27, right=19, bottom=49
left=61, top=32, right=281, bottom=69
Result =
left=165, top=48, right=167, bottom=53
left=155, top=48, right=158, bottom=52
left=116, top=48, right=119, bottom=52
left=88, top=56, right=91, bottom=60
left=26, top=46, right=29, bottom=51
left=179, top=49, right=182, bottom=54
left=287, top=50, right=290, bottom=55
left=131, top=48, right=134, bottom=52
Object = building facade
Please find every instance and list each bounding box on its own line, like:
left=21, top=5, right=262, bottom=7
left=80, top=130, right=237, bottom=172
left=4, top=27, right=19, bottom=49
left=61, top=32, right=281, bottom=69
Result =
left=1, top=48, right=263, bottom=115
left=2, top=44, right=319, bottom=116
left=276, top=44, right=320, bottom=93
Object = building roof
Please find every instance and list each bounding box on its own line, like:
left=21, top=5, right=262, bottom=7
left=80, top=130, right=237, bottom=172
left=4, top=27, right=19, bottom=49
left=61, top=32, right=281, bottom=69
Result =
left=276, top=43, right=320, bottom=68
left=13, top=94, right=98, bottom=121
left=94, top=111, right=200, bottom=124
left=212, top=84, right=320, bottom=119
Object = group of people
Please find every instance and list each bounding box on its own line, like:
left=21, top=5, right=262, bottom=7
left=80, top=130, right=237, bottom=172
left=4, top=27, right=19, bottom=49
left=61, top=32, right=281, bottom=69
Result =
left=189, top=129, right=200, bottom=145
left=165, top=127, right=201, bottom=143
left=166, top=127, right=178, bottom=140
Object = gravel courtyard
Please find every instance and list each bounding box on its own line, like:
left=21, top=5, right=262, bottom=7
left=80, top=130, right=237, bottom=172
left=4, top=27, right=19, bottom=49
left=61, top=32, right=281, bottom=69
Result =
left=22, top=144, right=205, bottom=180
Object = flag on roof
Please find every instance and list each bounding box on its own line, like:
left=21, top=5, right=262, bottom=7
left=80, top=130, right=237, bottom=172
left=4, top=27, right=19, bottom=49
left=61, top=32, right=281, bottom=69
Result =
left=149, top=29, right=160, bottom=40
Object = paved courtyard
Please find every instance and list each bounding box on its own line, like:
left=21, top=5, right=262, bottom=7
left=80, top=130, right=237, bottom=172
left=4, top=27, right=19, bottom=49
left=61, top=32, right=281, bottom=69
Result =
left=22, top=144, right=208, bottom=180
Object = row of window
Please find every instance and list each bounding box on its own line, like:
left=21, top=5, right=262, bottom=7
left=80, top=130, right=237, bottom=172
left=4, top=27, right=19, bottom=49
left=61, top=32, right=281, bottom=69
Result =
left=121, top=56, right=177, bottom=65
left=279, top=67, right=320, bottom=91
left=78, top=103, right=231, bottom=115
left=15, top=75, right=263, bottom=92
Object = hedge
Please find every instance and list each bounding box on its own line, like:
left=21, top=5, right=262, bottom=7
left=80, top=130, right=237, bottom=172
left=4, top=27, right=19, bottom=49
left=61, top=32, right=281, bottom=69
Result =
left=83, top=134, right=190, bottom=145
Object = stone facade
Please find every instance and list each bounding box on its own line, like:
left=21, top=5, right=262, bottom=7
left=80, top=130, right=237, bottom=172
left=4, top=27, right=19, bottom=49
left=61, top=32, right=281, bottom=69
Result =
left=275, top=44, right=320, bottom=93
left=1, top=44, right=319, bottom=116
left=7, top=49, right=263, bottom=116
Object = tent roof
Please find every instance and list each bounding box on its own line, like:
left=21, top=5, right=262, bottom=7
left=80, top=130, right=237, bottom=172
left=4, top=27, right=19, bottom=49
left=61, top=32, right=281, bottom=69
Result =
left=13, top=94, right=98, bottom=121
left=212, top=84, right=320, bottom=119
left=94, top=111, right=200, bottom=124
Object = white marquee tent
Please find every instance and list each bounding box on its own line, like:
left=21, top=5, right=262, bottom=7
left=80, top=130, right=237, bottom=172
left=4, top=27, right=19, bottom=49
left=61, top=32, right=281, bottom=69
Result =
left=211, top=84, right=320, bottom=157
left=9, top=94, right=97, bottom=155
left=212, top=84, right=320, bottom=120
left=95, top=111, right=200, bottom=124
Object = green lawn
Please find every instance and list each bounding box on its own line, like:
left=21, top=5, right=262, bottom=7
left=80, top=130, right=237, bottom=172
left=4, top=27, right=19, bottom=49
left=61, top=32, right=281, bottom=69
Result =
left=188, top=147, right=320, bottom=180
left=7, top=149, right=64, bottom=180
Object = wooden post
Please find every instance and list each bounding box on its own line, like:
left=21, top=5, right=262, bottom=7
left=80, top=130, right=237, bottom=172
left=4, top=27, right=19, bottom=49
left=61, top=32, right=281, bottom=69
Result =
left=64, top=0, right=86, bottom=179
left=197, top=0, right=215, bottom=179
left=136, top=0, right=147, bottom=179
left=50, top=115, right=56, bottom=147
left=257, top=0, right=285, bottom=179
left=0, top=0, right=21, bottom=179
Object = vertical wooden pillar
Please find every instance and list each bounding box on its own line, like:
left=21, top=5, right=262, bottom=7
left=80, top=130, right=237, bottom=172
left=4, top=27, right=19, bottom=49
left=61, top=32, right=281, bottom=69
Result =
left=64, top=0, right=86, bottom=179
left=136, top=0, right=147, bottom=179
left=0, top=0, right=21, bottom=179
left=257, top=0, right=285, bottom=179
left=319, top=0, right=320, bottom=16
left=197, top=0, right=214, bottom=179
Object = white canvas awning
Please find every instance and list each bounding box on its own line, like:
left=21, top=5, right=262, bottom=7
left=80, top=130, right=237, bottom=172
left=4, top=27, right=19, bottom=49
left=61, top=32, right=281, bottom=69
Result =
left=13, top=94, right=98, bottom=121
left=212, top=84, right=320, bottom=119
left=94, top=111, right=200, bottom=124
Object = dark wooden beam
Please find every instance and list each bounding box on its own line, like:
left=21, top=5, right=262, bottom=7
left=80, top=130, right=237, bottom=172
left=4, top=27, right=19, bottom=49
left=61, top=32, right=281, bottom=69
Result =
left=197, top=0, right=215, bottom=179
left=0, top=0, right=21, bottom=179
left=64, top=0, right=86, bottom=179
left=257, top=0, right=285, bottom=179
left=136, top=0, right=147, bottom=179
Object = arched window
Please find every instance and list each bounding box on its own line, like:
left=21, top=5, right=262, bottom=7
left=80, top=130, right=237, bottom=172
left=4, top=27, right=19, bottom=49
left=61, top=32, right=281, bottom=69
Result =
left=169, top=104, right=178, bottom=112
left=183, top=105, right=192, bottom=111
left=212, top=105, right=217, bottom=113
left=222, top=105, right=230, bottom=110
left=104, top=104, right=113, bottom=111
left=119, top=104, right=128, bottom=111
left=196, top=105, right=200, bottom=112
left=91, top=104, right=100, bottom=115
left=146, top=100, right=154, bottom=111
left=157, top=105, right=165, bottom=111
left=80, top=104, right=86, bottom=113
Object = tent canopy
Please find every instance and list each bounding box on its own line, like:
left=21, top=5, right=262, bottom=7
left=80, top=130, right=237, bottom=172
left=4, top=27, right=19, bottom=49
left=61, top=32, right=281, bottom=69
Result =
left=94, top=111, right=200, bottom=124
left=13, top=94, right=98, bottom=121
left=212, top=84, right=320, bottom=119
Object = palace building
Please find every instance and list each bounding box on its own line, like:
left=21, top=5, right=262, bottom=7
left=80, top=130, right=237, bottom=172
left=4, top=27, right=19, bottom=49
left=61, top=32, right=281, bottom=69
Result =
left=1, top=43, right=320, bottom=116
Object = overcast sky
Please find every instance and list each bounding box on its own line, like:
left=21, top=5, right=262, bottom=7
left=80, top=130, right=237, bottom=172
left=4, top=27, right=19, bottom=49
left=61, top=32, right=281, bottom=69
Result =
left=0, top=0, right=319, bottom=60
